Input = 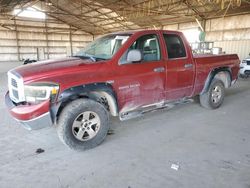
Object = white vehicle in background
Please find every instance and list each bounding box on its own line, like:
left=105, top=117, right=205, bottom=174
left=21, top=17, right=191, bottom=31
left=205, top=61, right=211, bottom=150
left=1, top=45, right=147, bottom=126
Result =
left=239, top=54, right=250, bottom=78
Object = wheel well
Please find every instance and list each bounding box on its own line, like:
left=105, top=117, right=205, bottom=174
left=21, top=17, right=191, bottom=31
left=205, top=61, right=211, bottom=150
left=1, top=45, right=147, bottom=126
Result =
left=201, top=67, right=232, bottom=94
left=214, top=71, right=231, bottom=88
left=54, top=83, right=118, bottom=123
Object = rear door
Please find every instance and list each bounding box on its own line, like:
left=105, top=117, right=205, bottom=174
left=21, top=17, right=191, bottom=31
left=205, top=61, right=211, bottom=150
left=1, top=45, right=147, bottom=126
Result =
left=114, top=32, right=166, bottom=112
left=162, top=32, right=195, bottom=100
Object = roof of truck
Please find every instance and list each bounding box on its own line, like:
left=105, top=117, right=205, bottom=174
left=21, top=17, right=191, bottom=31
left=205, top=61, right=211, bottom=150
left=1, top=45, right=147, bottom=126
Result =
left=111, top=29, right=183, bottom=35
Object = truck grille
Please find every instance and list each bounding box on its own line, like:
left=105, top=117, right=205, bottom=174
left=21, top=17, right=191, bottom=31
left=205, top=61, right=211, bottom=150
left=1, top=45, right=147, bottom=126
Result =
left=245, top=70, right=250, bottom=75
left=8, top=71, right=25, bottom=103
left=12, top=90, right=19, bottom=99
left=11, top=78, right=18, bottom=87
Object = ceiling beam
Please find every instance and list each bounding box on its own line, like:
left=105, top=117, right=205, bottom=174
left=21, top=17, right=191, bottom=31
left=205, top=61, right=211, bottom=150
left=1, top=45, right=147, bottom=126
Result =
left=83, top=0, right=133, bottom=30
left=48, top=1, right=110, bottom=34
left=182, top=0, right=205, bottom=19
left=0, top=0, right=39, bottom=27
left=32, top=5, right=95, bottom=35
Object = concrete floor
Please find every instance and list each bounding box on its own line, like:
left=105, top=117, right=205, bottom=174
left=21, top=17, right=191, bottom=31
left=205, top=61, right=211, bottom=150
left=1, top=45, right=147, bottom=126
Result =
left=0, top=62, right=250, bottom=188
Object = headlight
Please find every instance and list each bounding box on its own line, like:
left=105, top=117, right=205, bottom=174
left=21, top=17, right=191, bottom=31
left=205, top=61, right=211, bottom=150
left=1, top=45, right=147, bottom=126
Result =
left=24, top=83, right=59, bottom=103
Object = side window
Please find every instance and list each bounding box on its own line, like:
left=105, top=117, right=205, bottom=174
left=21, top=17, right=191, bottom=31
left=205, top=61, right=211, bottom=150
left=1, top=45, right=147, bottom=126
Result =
left=163, top=34, right=186, bottom=59
left=119, top=34, right=161, bottom=65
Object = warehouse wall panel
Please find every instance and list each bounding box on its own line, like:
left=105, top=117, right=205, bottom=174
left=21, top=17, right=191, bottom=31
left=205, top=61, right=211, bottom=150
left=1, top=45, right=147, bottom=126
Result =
left=162, top=14, right=250, bottom=60
left=1, top=14, right=250, bottom=62
left=0, top=30, right=16, bottom=39
left=214, top=40, right=250, bottom=60
left=205, top=14, right=250, bottom=60
left=0, top=16, right=93, bottom=62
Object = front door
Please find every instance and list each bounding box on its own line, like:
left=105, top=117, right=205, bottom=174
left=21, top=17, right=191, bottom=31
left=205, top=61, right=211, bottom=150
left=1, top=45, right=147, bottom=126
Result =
left=115, top=33, right=166, bottom=113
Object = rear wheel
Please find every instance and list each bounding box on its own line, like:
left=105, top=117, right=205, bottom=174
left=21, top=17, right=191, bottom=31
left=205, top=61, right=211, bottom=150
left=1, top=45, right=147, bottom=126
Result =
left=56, top=98, right=109, bottom=150
left=200, top=79, right=225, bottom=109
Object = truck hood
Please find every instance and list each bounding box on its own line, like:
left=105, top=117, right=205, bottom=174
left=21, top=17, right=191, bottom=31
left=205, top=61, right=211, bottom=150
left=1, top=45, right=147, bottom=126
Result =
left=12, top=57, right=105, bottom=82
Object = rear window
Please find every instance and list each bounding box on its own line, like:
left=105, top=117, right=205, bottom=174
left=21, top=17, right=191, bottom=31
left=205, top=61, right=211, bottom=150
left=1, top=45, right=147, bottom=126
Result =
left=163, top=34, right=186, bottom=59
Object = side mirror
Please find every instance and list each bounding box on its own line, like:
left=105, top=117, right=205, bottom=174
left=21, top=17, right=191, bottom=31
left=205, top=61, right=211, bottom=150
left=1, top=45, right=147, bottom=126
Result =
left=127, top=49, right=142, bottom=63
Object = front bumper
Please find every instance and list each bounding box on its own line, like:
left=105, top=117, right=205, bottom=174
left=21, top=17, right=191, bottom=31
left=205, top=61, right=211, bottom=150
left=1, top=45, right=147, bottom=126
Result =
left=5, top=92, right=53, bottom=130
left=239, top=64, right=250, bottom=75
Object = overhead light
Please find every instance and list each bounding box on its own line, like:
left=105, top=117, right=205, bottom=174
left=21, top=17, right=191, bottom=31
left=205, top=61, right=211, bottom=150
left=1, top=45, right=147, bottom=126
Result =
left=13, top=7, right=46, bottom=19
left=45, top=2, right=52, bottom=6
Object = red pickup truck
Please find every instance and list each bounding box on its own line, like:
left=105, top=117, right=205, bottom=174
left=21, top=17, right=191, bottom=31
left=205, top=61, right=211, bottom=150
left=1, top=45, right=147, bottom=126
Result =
left=5, top=30, right=239, bottom=150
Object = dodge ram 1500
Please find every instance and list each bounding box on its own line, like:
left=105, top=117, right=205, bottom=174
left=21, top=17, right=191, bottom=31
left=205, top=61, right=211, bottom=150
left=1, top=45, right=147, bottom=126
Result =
left=5, top=30, right=240, bottom=150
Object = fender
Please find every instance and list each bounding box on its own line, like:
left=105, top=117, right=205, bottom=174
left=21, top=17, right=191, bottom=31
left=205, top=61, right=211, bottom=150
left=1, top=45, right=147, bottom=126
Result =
left=200, top=67, right=232, bottom=95
left=50, top=83, right=118, bottom=123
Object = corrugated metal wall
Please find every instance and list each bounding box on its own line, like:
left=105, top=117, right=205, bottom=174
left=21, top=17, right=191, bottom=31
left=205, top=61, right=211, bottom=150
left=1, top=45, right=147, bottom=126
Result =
left=163, top=14, right=250, bottom=60
left=0, top=16, right=93, bottom=62
left=205, top=14, right=250, bottom=60
left=1, top=14, right=250, bottom=62
left=214, top=40, right=250, bottom=60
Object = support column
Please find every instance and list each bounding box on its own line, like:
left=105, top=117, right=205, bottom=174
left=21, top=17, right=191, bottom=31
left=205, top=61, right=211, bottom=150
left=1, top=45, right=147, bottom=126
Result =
left=196, top=19, right=206, bottom=41
left=195, top=18, right=206, bottom=32
left=69, top=26, right=73, bottom=56
left=45, top=18, right=49, bottom=59
left=14, top=19, right=20, bottom=61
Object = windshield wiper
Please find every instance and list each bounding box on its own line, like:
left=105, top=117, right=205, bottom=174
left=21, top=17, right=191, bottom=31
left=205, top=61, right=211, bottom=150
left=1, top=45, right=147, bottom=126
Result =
left=73, top=54, right=96, bottom=62
left=95, top=57, right=108, bottom=61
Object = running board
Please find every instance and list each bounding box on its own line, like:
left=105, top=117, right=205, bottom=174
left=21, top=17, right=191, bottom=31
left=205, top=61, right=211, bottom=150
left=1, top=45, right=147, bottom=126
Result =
left=119, top=98, right=194, bottom=121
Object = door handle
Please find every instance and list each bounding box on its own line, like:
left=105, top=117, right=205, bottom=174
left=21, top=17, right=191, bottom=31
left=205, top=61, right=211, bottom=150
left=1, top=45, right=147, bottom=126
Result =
left=184, top=64, right=193, bottom=68
left=154, top=67, right=165, bottom=72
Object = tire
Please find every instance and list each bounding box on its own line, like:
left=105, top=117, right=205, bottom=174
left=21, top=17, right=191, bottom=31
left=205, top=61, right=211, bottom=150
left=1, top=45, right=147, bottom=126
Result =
left=199, top=79, right=225, bottom=109
left=240, top=74, right=249, bottom=79
left=239, top=74, right=247, bottom=79
left=56, top=98, right=109, bottom=151
left=193, top=95, right=200, bottom=103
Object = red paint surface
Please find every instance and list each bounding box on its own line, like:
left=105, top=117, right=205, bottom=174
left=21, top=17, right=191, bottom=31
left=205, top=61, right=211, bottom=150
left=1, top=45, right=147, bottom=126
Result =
left=10, top=99, right=50, bottom=121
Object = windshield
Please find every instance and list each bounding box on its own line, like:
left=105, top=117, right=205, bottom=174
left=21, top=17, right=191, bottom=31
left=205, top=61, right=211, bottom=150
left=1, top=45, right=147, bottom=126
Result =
left=74, top=34, right=131, bottom=61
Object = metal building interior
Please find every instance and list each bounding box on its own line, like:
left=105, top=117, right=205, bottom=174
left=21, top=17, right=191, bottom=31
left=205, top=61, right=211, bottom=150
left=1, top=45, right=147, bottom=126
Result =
left=1, top=0, right=250, bottom=61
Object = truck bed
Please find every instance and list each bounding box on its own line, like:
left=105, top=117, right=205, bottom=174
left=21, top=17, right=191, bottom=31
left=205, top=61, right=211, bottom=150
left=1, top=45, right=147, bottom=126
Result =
left=193, top=54, right=240, bottom=94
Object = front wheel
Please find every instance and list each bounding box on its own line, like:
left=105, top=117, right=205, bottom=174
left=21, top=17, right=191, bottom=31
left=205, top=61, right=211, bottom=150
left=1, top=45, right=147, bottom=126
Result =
left=200, top=79, right=225, bottom=109
left=56, top=99, right=109, bottom=150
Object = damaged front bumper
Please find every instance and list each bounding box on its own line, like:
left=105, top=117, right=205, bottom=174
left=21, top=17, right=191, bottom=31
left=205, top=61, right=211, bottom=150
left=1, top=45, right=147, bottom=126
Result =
left=5, top=92, right=53, bottom=130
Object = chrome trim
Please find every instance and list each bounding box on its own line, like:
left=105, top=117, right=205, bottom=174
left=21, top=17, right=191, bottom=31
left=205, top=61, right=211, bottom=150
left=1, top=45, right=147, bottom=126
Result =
left=7, top=70, right=25, bottom=103
left=72, top=111, right=101, bottom=141
left=106, top=80, right=114, bottom=84
left=15, top=112, right=53, bottom=130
